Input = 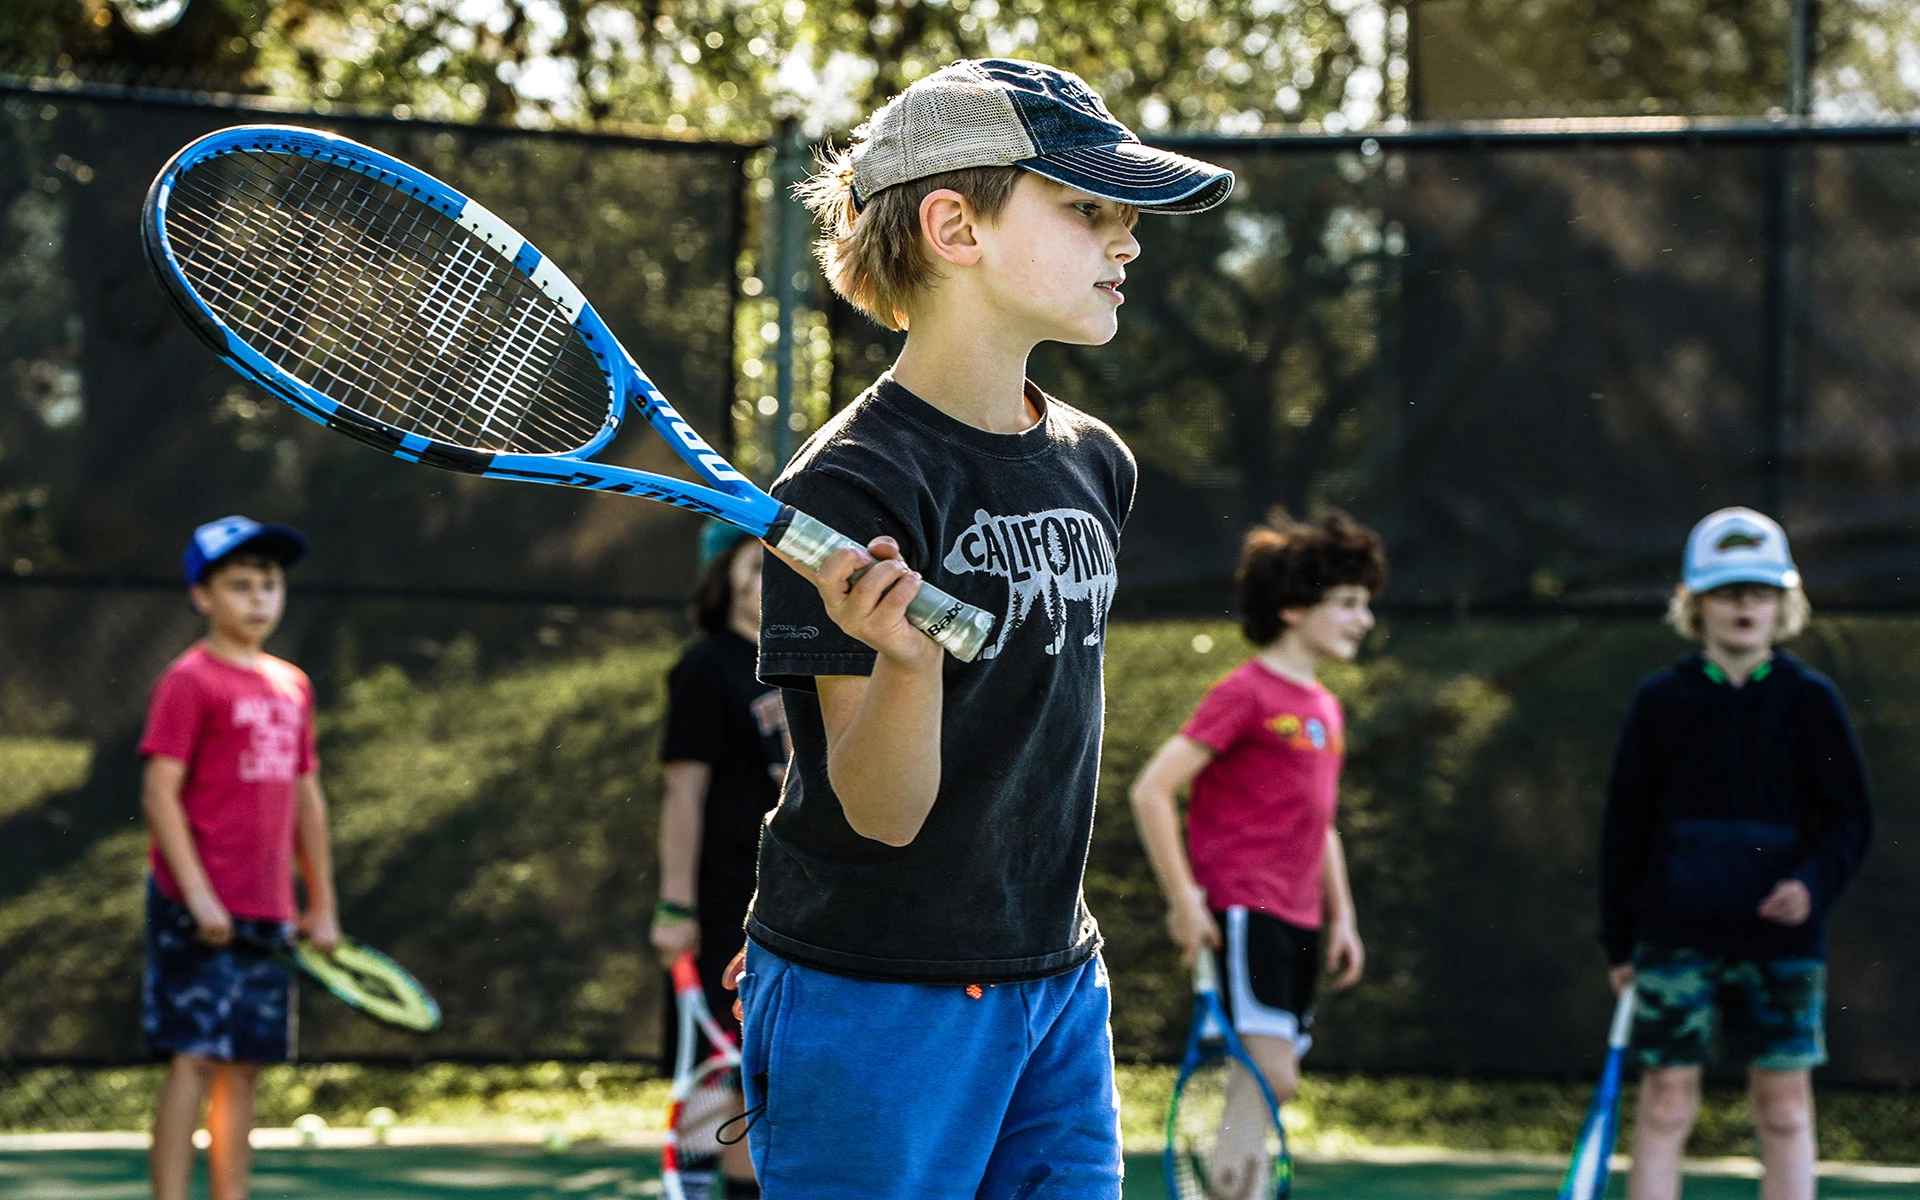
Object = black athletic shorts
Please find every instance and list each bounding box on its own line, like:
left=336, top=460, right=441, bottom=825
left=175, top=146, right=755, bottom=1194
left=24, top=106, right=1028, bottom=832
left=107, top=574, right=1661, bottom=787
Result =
left=1208, top=906, right=1320, bottom=1053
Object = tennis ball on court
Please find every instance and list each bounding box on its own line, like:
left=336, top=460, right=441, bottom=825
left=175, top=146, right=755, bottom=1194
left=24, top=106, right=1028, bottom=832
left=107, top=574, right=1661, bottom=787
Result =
left=293, top=1113, right=328, bottom=1147
left=365, top=1107, right=397, bottom=1143
left=541, top=1126, right=572, bottom=1156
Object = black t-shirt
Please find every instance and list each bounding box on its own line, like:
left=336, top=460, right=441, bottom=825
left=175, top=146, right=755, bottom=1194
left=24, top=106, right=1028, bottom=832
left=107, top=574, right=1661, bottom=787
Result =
left=660, top=630, right=789, bottom=923
left=751, top=377, right=1136, bottom=983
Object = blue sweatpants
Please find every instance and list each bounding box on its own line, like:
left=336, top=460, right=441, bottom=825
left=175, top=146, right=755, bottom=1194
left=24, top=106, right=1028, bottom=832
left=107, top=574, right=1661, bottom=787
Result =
left=736, top=940, right=1122, bottom=1200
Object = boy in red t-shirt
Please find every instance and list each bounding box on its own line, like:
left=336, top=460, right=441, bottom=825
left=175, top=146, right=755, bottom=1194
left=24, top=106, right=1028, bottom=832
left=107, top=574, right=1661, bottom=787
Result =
left=1131, top=510, right=1386, bottom=1169
left=140, top=515, right=340, bottom=1200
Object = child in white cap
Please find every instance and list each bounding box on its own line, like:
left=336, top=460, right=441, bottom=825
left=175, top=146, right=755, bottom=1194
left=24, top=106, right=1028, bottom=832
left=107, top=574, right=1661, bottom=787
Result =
left=1598, top=507, right=1873, bottom=1200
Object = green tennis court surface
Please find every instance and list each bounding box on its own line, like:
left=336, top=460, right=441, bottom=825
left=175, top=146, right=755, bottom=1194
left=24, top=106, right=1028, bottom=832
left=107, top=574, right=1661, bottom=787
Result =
left=4, top=1145, right=1918, bottom=1198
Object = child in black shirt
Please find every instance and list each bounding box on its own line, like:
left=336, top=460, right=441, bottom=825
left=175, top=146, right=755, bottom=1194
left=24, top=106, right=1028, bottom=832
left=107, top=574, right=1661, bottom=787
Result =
left=730, top=59, right=1233, bottom=1199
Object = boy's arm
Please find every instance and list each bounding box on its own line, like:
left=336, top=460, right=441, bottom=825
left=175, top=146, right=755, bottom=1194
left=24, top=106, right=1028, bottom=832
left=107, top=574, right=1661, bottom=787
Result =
left=795, top=538, right=944, bottom=847
left=1323, top=828, right=1364, bottom=989
left=1773, top=685, right=1874, bottom=924
left=294, top=773, right=341, bottom=953
left=651, top=761, right=709, bottom=965
left=1128, top=735, right=1219, bottom=965
left=143, top=755, right=233, bottom=945
left=1598, top=690, right=1657, bottom=970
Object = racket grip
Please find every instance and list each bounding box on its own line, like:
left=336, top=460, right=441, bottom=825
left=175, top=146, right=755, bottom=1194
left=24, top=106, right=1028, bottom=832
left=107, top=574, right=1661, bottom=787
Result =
left=769, top=509, right=999, bottom=663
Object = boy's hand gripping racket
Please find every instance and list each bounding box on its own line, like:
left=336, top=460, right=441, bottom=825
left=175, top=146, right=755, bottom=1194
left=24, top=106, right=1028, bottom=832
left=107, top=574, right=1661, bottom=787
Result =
left=663, top=952, right=744, bottom=1200
left=1559, top=986, right=1636, bottom=1200
left=1165, top=950, right=1293, bottom=1200
left=141, top=124, right=998, bottom=662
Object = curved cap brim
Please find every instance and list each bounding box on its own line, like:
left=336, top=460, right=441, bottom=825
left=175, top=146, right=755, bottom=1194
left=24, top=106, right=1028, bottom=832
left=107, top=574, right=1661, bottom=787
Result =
left=1685, top=564, right=1801, bottom=593
left=1018, top=142, right=1234, bottom=213
left=223, top=526, right=308, bottom=570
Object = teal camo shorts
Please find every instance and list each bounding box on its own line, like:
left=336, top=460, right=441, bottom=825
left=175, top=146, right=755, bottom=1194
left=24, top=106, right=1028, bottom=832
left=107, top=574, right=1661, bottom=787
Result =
left=1630, top=943, right=1826, bottom=1072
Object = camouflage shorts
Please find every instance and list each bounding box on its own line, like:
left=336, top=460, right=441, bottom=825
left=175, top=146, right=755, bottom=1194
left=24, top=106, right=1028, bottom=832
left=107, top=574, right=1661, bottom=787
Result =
left=1630, top=942, right=1826, bottom=1071
left=143, top=879, right=297, bottom=1063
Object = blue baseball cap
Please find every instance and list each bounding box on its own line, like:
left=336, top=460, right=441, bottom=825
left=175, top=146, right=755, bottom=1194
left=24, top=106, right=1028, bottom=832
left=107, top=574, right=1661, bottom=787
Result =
left=849, top=59, right=1234, bottom=214
left=699, top=518, right=752, bottom=568
left=1682, top=507, right=1800, bottom=593
left=183, top=515, right=308, bottom=585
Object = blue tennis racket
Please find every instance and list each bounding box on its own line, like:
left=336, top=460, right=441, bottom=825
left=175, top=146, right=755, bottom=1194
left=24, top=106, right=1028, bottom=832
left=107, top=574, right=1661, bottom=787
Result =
left=140, top=124, right=997, bottom=661
left=1560, top=985, right=1636, bottom=1200
left=1165, top=951, right=1292, bottom=1200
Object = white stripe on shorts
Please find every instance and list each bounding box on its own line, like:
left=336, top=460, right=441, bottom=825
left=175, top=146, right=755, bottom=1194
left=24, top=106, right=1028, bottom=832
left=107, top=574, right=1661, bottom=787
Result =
left=1224, top=906, right=1312, bottom=1056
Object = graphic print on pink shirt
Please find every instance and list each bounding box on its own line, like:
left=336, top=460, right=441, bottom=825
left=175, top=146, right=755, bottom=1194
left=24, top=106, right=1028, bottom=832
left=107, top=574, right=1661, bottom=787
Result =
left=1181, top=659, right=1345, bottom=930
left=234, top=693, right=307, bottom=783
left=140, top=646, right=316, bottom=921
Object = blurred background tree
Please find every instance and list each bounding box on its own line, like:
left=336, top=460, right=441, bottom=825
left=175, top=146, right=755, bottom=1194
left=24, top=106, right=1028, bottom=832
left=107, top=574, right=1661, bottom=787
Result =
left=6, top=1, right=1916, bottom=142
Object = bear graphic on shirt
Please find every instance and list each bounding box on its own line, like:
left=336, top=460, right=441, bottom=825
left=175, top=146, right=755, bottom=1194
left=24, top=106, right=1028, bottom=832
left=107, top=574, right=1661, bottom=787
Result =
left=941, top=507, right=1118, bottom=659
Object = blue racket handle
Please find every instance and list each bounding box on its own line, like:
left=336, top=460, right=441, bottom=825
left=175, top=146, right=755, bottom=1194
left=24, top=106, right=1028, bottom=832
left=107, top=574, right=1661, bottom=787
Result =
left=769, top=510, right=997, bottom=663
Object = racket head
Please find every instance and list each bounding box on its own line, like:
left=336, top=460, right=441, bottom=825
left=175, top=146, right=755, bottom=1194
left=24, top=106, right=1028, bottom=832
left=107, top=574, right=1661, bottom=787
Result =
left=142, top=123, right=627, bottom=465
left=1165, top=982, right=1292, bottom=1200
left=663, top=953, right=743, bottom=1197
left=663, top=1052, right=740, bottom=1177
left=292, top=937, right=442, bottom=1033
left=1166, top=1050, right=1290, bottom=1200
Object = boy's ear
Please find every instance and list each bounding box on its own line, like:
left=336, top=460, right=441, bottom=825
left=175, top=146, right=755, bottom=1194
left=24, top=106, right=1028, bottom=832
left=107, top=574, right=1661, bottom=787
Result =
left=187, top=583, right=211, bottom=615
left=919, top=188, right=983, bottom=268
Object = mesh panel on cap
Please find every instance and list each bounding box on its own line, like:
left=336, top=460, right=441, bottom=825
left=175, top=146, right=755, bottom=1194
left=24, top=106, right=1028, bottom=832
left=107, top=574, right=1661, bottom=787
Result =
left=902, top=84, right=1033, bottom=175
left=854, top=66, right=1034, bottom=200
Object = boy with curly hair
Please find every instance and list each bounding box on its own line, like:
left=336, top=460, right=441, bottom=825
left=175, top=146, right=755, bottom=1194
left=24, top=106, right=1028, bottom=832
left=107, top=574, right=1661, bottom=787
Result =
left=1131, top=509, right=1386, bottom=1187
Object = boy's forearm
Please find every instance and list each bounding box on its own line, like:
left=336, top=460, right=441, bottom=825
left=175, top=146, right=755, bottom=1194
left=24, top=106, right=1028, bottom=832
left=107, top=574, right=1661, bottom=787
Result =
left=1324, top=830, right=1357, bottom=927
left=657, top=763, right=709, bottom=905
left=294, top=777, right=337, bottom=916
left=1129, top=784, right=1200, bottom=905
left=143, top=770, right=217, bottom=905
left=825, top=657, right=943, bottom=846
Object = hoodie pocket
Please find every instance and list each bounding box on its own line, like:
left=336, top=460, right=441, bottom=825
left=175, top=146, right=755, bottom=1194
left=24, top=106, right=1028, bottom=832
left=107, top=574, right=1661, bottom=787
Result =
left=1663, top=818, right=1801, bottom=914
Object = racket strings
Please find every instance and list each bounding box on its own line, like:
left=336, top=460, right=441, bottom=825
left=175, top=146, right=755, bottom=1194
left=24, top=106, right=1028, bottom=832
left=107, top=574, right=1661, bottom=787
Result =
left=181, top=154, right=601, bottom=455
left=188, top=153, right=602, bottom=455
left=673, top=1063, right=739, bottom=1159
left=164, top=149, right=612, bottom=455
left=1171, top=1058, right=1284, bottom=1200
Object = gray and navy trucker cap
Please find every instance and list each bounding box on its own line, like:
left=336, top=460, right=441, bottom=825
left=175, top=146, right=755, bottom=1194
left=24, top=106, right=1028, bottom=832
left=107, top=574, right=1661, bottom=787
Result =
left=849, top=59, right=1234, bottom=214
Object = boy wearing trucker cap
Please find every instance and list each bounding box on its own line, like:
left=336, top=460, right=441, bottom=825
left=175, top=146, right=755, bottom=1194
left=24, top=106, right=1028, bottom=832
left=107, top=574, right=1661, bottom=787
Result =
left=141, top=516, right=340, bottom=1200
left=729, top=60, right=1232, bottom=1197
left=1599, top=507, right=1873, bottom=1200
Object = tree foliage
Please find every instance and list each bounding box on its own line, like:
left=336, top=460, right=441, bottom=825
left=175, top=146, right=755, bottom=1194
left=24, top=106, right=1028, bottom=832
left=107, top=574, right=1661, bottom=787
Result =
left=10, top=0, right=1919, bottom=142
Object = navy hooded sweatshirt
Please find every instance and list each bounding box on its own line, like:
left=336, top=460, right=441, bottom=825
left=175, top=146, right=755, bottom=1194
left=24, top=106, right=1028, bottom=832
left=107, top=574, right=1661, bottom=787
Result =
left=1599, top=650, right=1873, bottom=965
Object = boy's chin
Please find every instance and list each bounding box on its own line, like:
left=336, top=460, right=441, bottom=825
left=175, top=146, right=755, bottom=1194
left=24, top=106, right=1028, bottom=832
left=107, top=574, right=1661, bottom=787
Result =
left=1042, top=314, right=1119, bottom=346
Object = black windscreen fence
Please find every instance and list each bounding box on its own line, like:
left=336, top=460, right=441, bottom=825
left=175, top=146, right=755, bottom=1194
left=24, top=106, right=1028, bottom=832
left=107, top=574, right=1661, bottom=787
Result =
left=4, top=85, right=1919, bottom=1087
left=0, top=85, right=746, bottom=1063
left=834, top=128, right=1920, bottom=1085
left=836, top=130, right=1920, bottom=612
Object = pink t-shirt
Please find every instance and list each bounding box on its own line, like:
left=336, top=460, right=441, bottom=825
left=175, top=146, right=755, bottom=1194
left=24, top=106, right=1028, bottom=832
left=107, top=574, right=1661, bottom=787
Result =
left=1181, top=659, right=1345, bottom=929
left=139, top=645, right=317, bottom=921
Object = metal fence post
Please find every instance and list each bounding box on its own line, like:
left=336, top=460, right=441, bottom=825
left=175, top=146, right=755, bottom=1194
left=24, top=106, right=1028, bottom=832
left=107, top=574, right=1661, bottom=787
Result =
left=766, top=120, right=811, bottom=475
left=1763, top=0, right=1814, bottom=518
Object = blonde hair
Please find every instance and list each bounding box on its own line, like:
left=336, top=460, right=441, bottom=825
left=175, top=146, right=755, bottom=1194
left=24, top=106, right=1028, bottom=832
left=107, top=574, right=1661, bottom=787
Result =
left=796, top=147, right=1025, bottom=331
left=1666, top=583, right=1811, bottom=642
